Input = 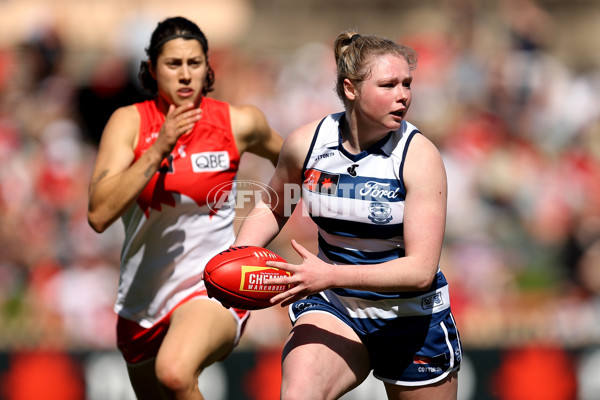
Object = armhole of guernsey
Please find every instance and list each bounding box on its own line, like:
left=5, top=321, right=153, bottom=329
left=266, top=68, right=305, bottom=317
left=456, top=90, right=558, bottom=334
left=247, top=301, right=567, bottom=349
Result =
left=133, top=101, right=153, bottom=160
left=219, top=100, right=240, bottom=162
left=398, top=128, right=421, bottom=187
left=301, top=113, right=341, bottom=180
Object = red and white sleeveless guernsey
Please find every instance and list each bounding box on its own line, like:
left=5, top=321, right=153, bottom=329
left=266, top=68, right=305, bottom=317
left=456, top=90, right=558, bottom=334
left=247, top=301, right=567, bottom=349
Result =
left=115, top=98, right=240, bottom=328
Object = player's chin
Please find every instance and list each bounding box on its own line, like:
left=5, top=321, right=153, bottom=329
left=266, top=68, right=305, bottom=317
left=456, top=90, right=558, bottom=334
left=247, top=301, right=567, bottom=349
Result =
left=172, top=93, right=200, bottom=106
left=387, top=115, right=404, bottom=128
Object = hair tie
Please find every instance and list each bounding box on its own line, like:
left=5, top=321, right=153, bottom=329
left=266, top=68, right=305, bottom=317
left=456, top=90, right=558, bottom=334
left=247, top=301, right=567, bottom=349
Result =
left=350, top=34, right=361, bottom=43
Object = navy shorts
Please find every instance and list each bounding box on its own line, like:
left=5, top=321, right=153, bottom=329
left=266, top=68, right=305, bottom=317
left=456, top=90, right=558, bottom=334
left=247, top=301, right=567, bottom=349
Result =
left=289, top=294, right=461, bottom=386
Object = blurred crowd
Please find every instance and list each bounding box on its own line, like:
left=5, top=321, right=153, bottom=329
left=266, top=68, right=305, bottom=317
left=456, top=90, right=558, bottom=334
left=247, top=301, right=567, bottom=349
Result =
left=0, top=0, right=599, bottom=354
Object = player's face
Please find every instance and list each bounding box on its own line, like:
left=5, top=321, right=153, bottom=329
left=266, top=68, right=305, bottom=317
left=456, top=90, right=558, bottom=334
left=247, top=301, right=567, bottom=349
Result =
left=153, top=38, right=208, bottom=107
left=354, top=54, right=412, bottom=133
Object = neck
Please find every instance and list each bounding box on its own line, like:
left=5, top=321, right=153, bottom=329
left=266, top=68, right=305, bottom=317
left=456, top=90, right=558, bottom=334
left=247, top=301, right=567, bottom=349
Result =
left=341, top=112, right=387, bottom=154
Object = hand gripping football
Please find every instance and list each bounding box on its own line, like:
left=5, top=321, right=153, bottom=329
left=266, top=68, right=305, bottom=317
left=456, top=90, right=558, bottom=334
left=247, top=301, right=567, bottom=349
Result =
left=203, top=246, right=290, bottom=310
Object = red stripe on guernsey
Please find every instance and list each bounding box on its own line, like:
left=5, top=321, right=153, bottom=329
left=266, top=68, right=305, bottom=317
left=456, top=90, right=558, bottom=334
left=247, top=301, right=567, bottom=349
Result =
left=303, top=169, right=321, bottom=192
left=303, top=168, right=339, bottom=195
left=133, top=99, right=240, bottom=217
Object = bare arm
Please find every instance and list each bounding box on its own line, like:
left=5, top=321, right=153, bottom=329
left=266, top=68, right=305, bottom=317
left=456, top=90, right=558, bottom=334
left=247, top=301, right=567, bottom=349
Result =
left=87, top=102, right=201, bottom=232
left=230, top=104, right=283, bottom=166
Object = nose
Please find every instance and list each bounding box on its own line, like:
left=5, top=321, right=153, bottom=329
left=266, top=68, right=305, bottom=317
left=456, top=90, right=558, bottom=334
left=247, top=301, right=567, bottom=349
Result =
left=396, top=86, right=409, bottom=102
left=179, top=65, right=191, bottom=82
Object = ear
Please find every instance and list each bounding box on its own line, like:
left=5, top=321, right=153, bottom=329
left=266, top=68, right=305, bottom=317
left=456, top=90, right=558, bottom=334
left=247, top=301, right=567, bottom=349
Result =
left=343, top=78, right=357, bottom=101
left=148, top=60, right=157, bottom=80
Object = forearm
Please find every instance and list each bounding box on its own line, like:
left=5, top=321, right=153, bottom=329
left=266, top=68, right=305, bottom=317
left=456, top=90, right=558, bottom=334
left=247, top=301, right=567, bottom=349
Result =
left=88, top=146, right=164, bottom=232
left=234, top=200, right=288, bottom=248
left=329, top=256, right=438, bottom=293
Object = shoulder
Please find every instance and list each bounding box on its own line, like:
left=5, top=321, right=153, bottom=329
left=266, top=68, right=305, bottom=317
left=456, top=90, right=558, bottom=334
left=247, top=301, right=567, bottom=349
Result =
left=403, top=131, right=446, bottom=189
left=102, top=104, right=141, bottom=149
left=109, top=104, right=141, bottom=125
left=407, top=131, right=440, bottom=158
left=228, top=104, right=271, bottom=147
left=287, top=118, right=321, bottom=149
left=399, top=120, right=436, bottom=156
left=227, top=103, right=283, bottom=165
left=279, top=118, right=321, bottom=171
left=405, top=132, right=443, bottom=170
left=229, top=104, right=267, bottom=134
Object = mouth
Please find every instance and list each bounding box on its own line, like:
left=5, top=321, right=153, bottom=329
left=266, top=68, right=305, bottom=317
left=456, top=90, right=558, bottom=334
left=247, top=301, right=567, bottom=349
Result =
left=178, top=88, right=194, bottom=97
left=391, top=109, right=405, bottom=118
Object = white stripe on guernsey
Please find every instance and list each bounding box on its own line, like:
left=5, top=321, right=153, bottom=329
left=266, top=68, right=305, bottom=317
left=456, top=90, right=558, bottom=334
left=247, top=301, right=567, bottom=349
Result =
left=322, top=285, right=451, bottom=319
left=303, top=190, right=405, bottom=221
left=319, top=230, right=404, bottom=253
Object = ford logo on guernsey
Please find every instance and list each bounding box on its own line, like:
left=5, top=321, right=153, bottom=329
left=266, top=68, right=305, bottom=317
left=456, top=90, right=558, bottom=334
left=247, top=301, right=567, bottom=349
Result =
left=206, top=180, right=280, bottom=220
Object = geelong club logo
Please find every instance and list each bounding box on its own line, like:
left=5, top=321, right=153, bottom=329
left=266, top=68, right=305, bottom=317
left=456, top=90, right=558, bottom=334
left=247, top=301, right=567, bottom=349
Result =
left=368, top=202, right=393, bottom=224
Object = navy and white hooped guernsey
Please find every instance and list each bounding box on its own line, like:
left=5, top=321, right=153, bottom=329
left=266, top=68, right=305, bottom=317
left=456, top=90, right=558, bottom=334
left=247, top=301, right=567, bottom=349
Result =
left=291, top=112, right=461, bottom=385
left=296, top=111, right=452, bottom=332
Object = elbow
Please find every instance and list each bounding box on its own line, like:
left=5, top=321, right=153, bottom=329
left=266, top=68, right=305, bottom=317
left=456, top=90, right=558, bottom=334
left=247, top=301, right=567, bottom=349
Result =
left=411, top=280, right=432, bottom=292
left=413, top=269, right=438, bottom=292
left=87, top=211, right=109, bottom=233
left=88, top=218, right=106, bottom=234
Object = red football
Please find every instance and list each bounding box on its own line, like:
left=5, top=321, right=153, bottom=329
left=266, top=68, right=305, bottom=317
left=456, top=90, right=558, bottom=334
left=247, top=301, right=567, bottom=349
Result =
left=203, top=246, right=290, bottom=310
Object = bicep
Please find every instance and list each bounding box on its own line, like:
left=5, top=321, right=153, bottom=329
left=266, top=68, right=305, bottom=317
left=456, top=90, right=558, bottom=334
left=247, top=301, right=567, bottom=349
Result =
left=89, top=107, right=138, bottom=193
left=402, top=134, right=447, bottom=267
left=231, top=105, right=283, bottom=165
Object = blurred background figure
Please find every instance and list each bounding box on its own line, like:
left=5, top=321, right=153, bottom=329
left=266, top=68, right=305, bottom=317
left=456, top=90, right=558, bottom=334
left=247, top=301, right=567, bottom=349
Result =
left=0, top=0, right=599, bottom=399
